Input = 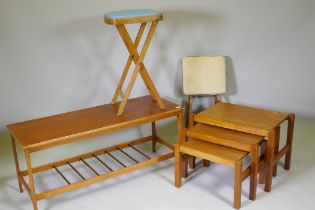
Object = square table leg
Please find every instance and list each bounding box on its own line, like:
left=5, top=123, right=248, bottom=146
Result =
left=273, top=126, right=281, bottom=177
left=11, top=136, right=23, bottom=193
left=25, top=150, right=38, bottom=210
left=285, top=113, right=295, bottom=170
left=264, top=129, right=277, bottom=192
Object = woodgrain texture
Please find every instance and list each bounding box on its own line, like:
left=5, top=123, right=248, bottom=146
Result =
left=194, top=102, right=288, bottom=136
left=7, top=96, right=181, bottom=151
left=180, top=138, right=247, bottom=167
left=186, top=123, right=264, bottom=151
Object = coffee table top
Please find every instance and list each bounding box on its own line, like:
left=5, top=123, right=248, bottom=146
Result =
left=7, top=96, right=181, bottom=151
left=194, top=103, right=288, bottom=136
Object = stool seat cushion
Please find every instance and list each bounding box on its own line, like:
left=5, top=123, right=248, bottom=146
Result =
left=104, top=9, right=162, bottom=25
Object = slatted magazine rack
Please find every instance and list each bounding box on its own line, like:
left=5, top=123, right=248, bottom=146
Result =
left=7, top=10, right=182, bottom=210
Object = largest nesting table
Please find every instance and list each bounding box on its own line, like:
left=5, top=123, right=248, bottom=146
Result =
left=7, top=95, right=182, bottom=210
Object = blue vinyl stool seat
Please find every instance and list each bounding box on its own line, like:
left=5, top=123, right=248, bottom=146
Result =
left=104, top=9, right=162, bottom=25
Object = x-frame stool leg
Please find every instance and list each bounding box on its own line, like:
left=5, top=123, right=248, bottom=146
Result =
left=111, top=22, right=157, bottom=104
left=114, top=21, right=165, bottom=115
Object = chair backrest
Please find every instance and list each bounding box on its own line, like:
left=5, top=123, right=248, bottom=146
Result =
left=182, top=56, right=226, bottom=96
left=182, top=56, right=227, bottom=127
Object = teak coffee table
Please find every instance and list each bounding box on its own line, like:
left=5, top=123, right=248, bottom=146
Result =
left=7, top=96, right=182, bottom=210
left=194, top=102, right=295, bottom=192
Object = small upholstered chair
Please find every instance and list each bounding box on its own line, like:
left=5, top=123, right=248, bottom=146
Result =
left=175, top=56, right=265, bottom=208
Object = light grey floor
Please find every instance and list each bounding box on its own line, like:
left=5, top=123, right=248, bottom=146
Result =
left=0, top=116, right=314, bottom=210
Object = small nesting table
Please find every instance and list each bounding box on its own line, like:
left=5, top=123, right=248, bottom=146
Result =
left=8, top=96, right=182, bottom=210
left=194, top=102, right=295, bottom=192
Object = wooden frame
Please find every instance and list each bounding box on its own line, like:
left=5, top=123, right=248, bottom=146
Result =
left=108, top=18, right=165, bottom=116
left=175, top=129, right=264, bottom=209
left=8, top=96, right=182, bottom=210
left=194, top=103, right=295, bottom=192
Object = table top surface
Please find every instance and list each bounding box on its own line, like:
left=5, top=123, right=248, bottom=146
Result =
left=194, top=102, right=288, bottom=136
left=7, top=96, right=181, bottom=150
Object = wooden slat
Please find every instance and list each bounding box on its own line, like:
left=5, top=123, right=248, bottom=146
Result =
left=105, top=151, right=126, bottom=168
left=53, top=166, right=71, bottom=185
left=156, top=136, right=174, bottom=151
left=128, top=144, right=151, bottom=159
left=80, top=159, right=99, bottom=176
left=67, top=162, right=86, bottom=180
left=36, top=152, right=173, bottom=200
left=117, top=148, right=139, bottom=163
left=273, top=144, right=290, bottom=166
left=20, top=136, right=152, bottom=176
left=92, top=155, right=113, bottom=172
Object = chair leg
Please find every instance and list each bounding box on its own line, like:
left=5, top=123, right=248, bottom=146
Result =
left=203, top=159, right=210, bottom=167
left=188, top=156, right=196, bottom=169
left=183, top=157, right=189, bottom=178
left=175, top=145, right=182, bottom=188
left=249, top=145, right=258, bottom=201
left=234, top=160, right=242, bottom=209
left=284, top=113, right=295, bottom=170
left=151, top=122, right=157, bottom=153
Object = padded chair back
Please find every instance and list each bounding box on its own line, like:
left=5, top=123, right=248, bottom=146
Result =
left=182, top=56, right=226, bottom=96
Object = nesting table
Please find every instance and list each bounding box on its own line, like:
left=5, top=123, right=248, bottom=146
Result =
left=7, top=96, right=182, bottom=210
left=194, top=102, right=295, bottom=192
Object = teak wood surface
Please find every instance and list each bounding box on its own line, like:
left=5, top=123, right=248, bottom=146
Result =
left=7, top=96, right=180, bottom=152
left=175, top=133, right=258, bottom=209
left=193, top=102, right=295, bottom=192
left=8, top=96, right=182, bottom=210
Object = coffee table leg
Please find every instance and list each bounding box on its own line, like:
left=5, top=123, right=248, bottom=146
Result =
left=285, top=113, right=295, bottom=170
left=11, top=136, right=23, bottom=193
left=264, top=129, right=276, bottom=192
left=25, top=150, right=38, bottom=210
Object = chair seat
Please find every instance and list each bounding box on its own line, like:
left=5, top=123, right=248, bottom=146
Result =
left=104, top=9, right=163, bottom=25
left=180, top=139, right=247, bottom=167
left=187, top=123, right=264, bottom=151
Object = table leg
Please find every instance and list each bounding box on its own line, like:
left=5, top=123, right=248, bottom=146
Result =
left=25, top=150, right=38, bottom=210
left=11, top=136, right=23, bottom=193
left=249, top=145, right=258, bottom=200
left=264, top=129, right=276, bottom=192
left=273, top=126, right=281, bottom=177
left=151, top=121, right=157, bottom=152
left=174, top=144, right=182, bottom=188
left=285, top=113, right=295, bottom=170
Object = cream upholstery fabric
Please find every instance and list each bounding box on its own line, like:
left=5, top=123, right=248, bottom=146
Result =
left=182, top=56, right=226, bottom=95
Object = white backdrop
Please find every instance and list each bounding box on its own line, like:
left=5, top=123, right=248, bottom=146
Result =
left=1, top=0, right=315, bottom=131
